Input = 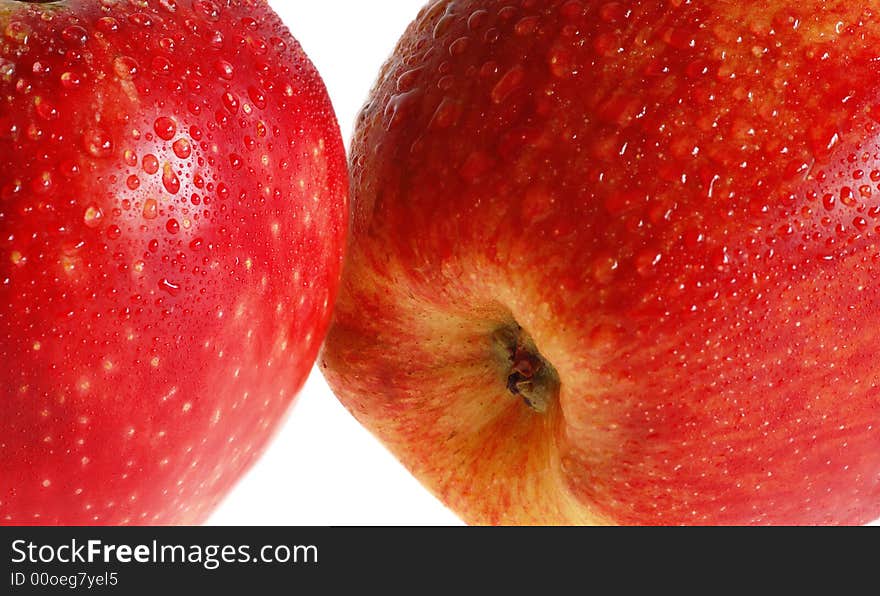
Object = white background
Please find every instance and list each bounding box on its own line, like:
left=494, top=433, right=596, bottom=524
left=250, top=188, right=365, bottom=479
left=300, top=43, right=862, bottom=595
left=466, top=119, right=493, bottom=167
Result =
left=208, top=0, right=463, bottom=526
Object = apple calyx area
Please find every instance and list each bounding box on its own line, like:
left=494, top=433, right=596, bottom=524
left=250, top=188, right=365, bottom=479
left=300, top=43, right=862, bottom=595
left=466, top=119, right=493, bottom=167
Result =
left=493, top=324, right=559, bottom=414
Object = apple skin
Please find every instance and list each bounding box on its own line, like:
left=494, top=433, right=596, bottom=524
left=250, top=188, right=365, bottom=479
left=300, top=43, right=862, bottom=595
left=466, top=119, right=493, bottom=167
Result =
left=322, top=0, right=880, bottom=525
left=0, top=0, right=348, bottom=525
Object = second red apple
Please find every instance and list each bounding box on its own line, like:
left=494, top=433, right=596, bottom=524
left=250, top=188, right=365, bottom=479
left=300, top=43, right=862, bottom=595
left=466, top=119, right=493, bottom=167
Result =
left=322, top=0, right=880, bottom=525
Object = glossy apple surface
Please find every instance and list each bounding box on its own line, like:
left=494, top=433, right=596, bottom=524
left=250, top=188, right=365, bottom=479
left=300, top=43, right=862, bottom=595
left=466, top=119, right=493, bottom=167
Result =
left=0, top=0, right=348, bottom=525
left=322, top=0, right=880, bottom=525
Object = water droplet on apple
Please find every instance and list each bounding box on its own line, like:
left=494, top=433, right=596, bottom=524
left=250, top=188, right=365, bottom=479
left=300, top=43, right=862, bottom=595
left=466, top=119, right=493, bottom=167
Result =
left=83, top=205, right=104, bottom=228
left=4, top=21, right=30, bottom=44
left=429, top=98, right=461, bottom=129
left=515, top=16, right=539, bottom=36
left=433, top=14, right=456, bottom=40
left=384, top=90, right=420, bottom=130
left=592, top=255, right=619, bottom=284
left=113, top=56, right=140, bottom=80
left=96, top=17, right=119, bottom=34
left=142, top=199, right=158, bottom=220
left=195, top=0, right=222, bottom=21
left=30, top=171, right=52, bottom=195
left=548, top=47, right=577, bottom=78
left=397, top=68, right=424, bottom=92
left=491, top=66, right=525, bottom=104
left=158, top=278, right=181, bottom=296
left=222, top=92, right=239, bottom=114
left=215, top=60, right=234, bottom=80
left=247, top=86, right=267, bottom=110
left=154, top=117, right=176, bottom=141
left=204, top=30, right=224, bottom=50
left=83, top=130, right=113, bottom=158
left=123, top=150, right=138, bottom=167
left=468, top=9, right=488, bottom=31
left=143, top=154, right=160, bottom=175
left=128, top=13, right=153, bottom=28
left=162, top=164, right=180, bottom=194
left=31, top=60, right=52, bottom=77
left=150, top=56, right=172, bottom=76
left=34, top=97, right=59, bottom=120
left=635, top=249, right=663, bottom=277
left=822, top=194, right=836, bottom=211
left=60, top=71, right=82, bottom=89
left=172, top=139, right=191, bottom=159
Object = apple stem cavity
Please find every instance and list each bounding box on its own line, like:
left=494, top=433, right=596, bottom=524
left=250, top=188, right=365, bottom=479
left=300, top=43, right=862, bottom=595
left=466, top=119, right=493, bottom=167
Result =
left=493, top=324, right=559, bottom=414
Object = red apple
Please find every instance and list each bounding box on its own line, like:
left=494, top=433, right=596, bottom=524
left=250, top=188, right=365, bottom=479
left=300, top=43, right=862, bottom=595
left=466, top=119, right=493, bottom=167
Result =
left=322, top=0, right=880, bottom=525
left=0, top=0, right=348, bottom=525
